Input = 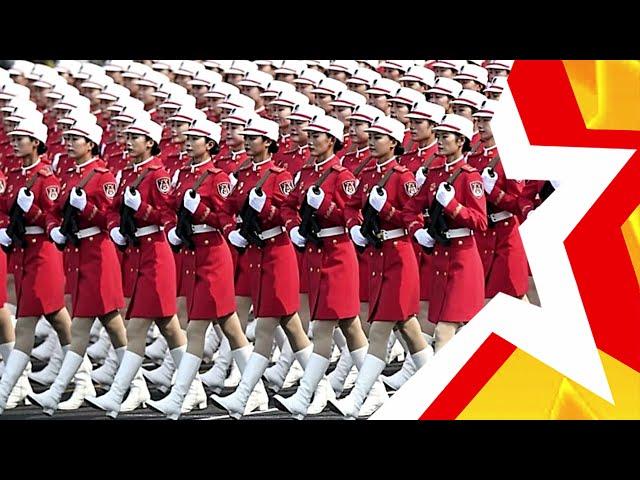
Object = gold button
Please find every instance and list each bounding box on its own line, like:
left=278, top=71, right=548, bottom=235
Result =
left=444, top=251, right=448, bottom=256
left=257, top=264, right=261, bottom=268
left=204, top=239, right=209, bottom=245
left=393, top=241, right=398, bottom=246
left=249, top=263, right=253, bottom=268
left=130, top=268, right=134, bottom=271
left=317, top=248, right=321, bottom=253
left=372, top=272, right=376, bottom=276
left=309, top=267, right=313, bottom=271
left=136, top=249, right=140, bottom=253
left=246, top=172, right=250, bottom=177
left=75, top=248, right=79, bottom=252
left=504, top=221, right=509, bottom=226
left=434, top=251, right=438, bottom=255
left=270, top=238, right=275, bottom=242
left=89, top=237, right=93, bottom=241
left=484, top=250, right=488, bottom=254
left=186, top=270, right=189, bottom=274
left=458, top=240, right=463, bottom=245
left=492, top=232, right=496, bottom=236
left=370, top=251, right=373, bottom=256
left=380, top=252, right=383, bottom=256
left=147, top=237, right=152, bottom=242
left=309, top=248, right=313, bottom=253
left=436, top=270, right=440, bottom=275
left=32, top=238, right=36, bottom=243
left=75, top=267, right=79, bottom=271
left=443, top=271, right=447, bottom=276
left=332, top=239, right=337, bottom=244
left=316, top=268, right=320, bottom=272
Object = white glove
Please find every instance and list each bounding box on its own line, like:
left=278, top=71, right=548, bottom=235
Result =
left=481, top=168, right=498, bottom=194
left=289, top=226, right=306, bottom=248
left=228, top=229, right=249, bottom=248
left=550, top=179, right=561, bottom=189
left=69, top=187, right=87, bottom=211
left=416, top=166, right=427, bottom=189
left=0, top=228, right=12, bottom=247
left=368, top=187, right=387, bottom=212
left=124, top=187, right=141, bottom=211
left=350, top=225, right=368, bottom=247
left=248, top=187, right=266, bottom=213
left=435, top=182, right=455, bottom=208
left=50, top=226, right=67, bottom=245
left=110, top=226, right=127, bottom=246
left=183, top=189, right=201, bottom=214
left=167, top=226, right=183, bottom=246
left=229, top=172, right=238, bottom=189
left=414, top=228, right=435, bottom=248
left=306, top=187, right=325, bottom=209
left=17, top=187, right=34, bottom=213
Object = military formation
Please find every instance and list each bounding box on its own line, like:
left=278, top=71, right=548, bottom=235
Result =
left=0, top=59, right=552, bottom=420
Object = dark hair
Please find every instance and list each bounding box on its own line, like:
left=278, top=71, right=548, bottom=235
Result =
left=150, top=141, right=161, bottom=156
left=36, top=141, right=48, bottom=155
left=267, top=138, right=279, bottom=154
left=332, top=139, right=343, bottom=153
left=90, top=143, right=100, bottom=156
left=461, top=136, right=472, bottom=153
left=207, top=140, right=220, bottom=156
left=393, top=144, right=405, bottom=156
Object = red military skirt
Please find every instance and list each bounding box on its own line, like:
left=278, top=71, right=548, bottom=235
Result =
left=356, top=248, right=369, bottom=302
left=367, top=235, right=420, bottom=322
left=476, top=216, right=529, bottom=298
left=64, top=232, right=124, bottom=317
left=11, top=234, right=65, bottom=317
left=174, top=250, right=187, bottom=297
left=0, top=250, right=7, bottom=306
left=231, top=246, right=252, bottom=297
left=180, top=231, right=236, bottom=320
left=246, top=231, right=300, bottom=318
left=296, top=248, right=308, bottom=294
left=123, top=230, right=177, bottom=319
left=304, top=233, right=359, bottom=320
left=428, top=235, right=485, bottom=324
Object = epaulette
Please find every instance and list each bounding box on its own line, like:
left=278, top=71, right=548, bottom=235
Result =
left=331, top=164, right=346, bottom=172
left=392, top=165, right=409, bottom=173
left=94, top=167, right=109, bottom=173
left=461, top=163, right=477, bottom=173
left=269, top=166, right=286, bottom=173
left=147, top=164, right=162, bottom=170
left=37, top=167, right=53, bottom=177
left=206, top=166, right=224, bottom=175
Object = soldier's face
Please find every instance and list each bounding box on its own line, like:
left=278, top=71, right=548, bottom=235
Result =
left=327, top=69, right=348, bottom=82
left=314, top=93, right=334, bottom=114
left=11, top=135, right=36, bottom=157
left=476, top=117, right=493, bottom=142
left=381, top=67, right=401, bottom=80
left=436, top=131, right=463, bottom=156
left=206, top=96, right=223, bottom=113
left=173, top=74, right=192, bottom=90
left=309, top=131, right=333, bottom=158
left=244, top=135, right=267, bottom=157
left=81, top=87, right=102, bottom=107
left=275, top=105, right=292, bottom=131
left=113, top=121, right=127, bottom=144
left=428, top=93, right=451, bottom=111
left=452, top=104, right=474, bottom=121
left=99, top=99, right=115, bottom=116
left=410, top=118, right=434, bottom=142
left=275, top=72, right=295, bottom=84
left=433, top=67, right=455, bottom=78
left=169, top=120, right=190, bottom=144
left=401, top=80, right=427, bottom=93
left=225, top=123, right=245, bottom=148
left=349, top=119, right=369, bottom=145
left=106, top=71, right=124, bottom=84
left=185, top=135, right=208, bottom=158
left=34, top=86, right=50, bottom=109
left=390, top=102, right=410, bottom=124
left=122, top=77, right=139, bottom=96
left=240, top=84, right=262, bottom=103
left=66, top=134, right=92, bottom=159
left=368, top=132, right=394, bottom=158
left=295, top=83, right=315, bottom=103
left=460, top=79, right=483, bottom=92
left=225, top=73, right=244, bottom=86
left=126, top=133, right=152, bottom=157
left=335, top=106, right=352, bottom=127
left=485, top=91, right=501, bottom=100
left=289, top=119, right=308, bottom=145
left=258, top=64, right=275, bottom=75
left=136, top=85, right=157, bottom=106
left=348, top=83, right=368, bottom=96
left=487, top=68, right=509, bottom=82
left=368, top=94, right=389, bottom=114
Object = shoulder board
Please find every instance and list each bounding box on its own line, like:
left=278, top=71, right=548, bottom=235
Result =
left=331, top=164, right=346, bottom=172
left=401, top=149, right=418, bottom=158
left=95, top=167, right=109, bottom=173
left=392, top=165, right=408, bottom=173
left=123, top=165, right=134, bottom=171
left=37, top=167, right=53, bottom=177
left=461, top=163, right=477, bottom=173
left=206, top=166, right=224, bottom=175
left=301, top=163, right=314, bottom=170
left=269, top=166, right=285, bottom=173
left=9, top=167, right=21, bottom=173
left=147, top=165, right=162, bottom=171
left=361, top=165, right=377, bottom=173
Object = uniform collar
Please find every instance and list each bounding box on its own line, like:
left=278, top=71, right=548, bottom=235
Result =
left=231, top=149, right=246, bottom=160
left=190, top=157, right=212, bottom=173
left=356, top=146, right=369, bottom=156
left=252, top=157, right=272, bottom=171
left=483, top=144, right=498, bottom=155
left=74, top=156, right=98, bottom=173
left=297, top=144, right=309, bottom=155
left=21, top=158, right=41, bottom=175
left=445, top=155, right=464, bottom=172
left=376, top=155, right=396, bottom=173
left=418, top=139, right=437, bottom=155
left=314, top=154, right=336, bottom=172
left=132, top=155, right=155, bottom=173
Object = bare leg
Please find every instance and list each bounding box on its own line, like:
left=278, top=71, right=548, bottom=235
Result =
left=366, top=321, right=396, bottom=361
left=280, top=313, right=312, bottom=352
left=0, top=308, right=15, bottom=344
left=298, top=293, right=310, bottom=334
left=339, top=316, right=368, bottom=352
left=124, top=318, right=154, bottom=356
left=310, top=320, right=337, bottom=359
left=185, top=320, right=211, bottom=358
left=418, top=301, right=435, bottom=336
left=396, top=316, right=428, bottom=354
left=176, top=297, right=188, bottom=330
left=156, top=315, right=187, bottom=350
left=434, top=321, right=460, bottom=353
left=527, top=276, right=540, bottom=306
left=100, top=310, right=127, bottom=349
left=44, top=308, right=72, bottom=346
left=235, top=296, right=252, bottom=331
left=218, top=312, right=249, bottom=350
left=13, top=316, right=40, bottom=355
left=252, top=317, right=280, bottom=358
left=359, top=303, right=370, bottom=336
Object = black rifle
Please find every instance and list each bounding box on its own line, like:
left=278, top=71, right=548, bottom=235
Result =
left=238, top=186, right=266, bottom=250
left=174, top=170, right=212, bottom=252
left=298, top=166, right=336, bottom=250
left=539, top=181, right=555, bottom=202
left=58, top=169, right=99, bottom=251
left=422, top=168, right=466, bottom=252
left=360, top=167, right=397, bottom=250
left=4, top=172, right=42, bottom=253
left=118, top=168, right=152, bottom=251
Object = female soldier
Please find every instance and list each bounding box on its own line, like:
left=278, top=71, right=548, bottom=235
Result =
left=329, top=116, right=432, bottom=419
left=403, top=114, right=488, bottom=353
left=148, top=118, right=266, bottom=419
left=85, top=118, right=187, bottom=418
left=0, top=117, right=73, bottom=414
left=27, top=118, right=128, bottom=415
left=427, top=77, right=463, bottom=114
left=274, top=114, right=367, bottom=419
left=209, top=117, right=311, bottom=419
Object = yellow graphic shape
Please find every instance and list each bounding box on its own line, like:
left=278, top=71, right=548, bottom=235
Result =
left=563, top=60, right=640, bottom=131
left=457, top=349, right=640, bottom=419
left=622, top=205, right=640, bottom=291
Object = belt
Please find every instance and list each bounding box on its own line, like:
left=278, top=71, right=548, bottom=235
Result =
left=380, top=228, right=407, bottom=241
left=76, top=226, right=102, bottom=239
left=25, top=226, right=44, bottom=235
left=316, top=226, right=347, bottom=238
left=489, top=211, right=514, bottom=223
left=134, top=225, right=163, bottom=237
left=192, top=224, right=218, bottom=234
left=257, top=226, right=285, bottom=241
left=444, top=228, right=473, bottom=239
